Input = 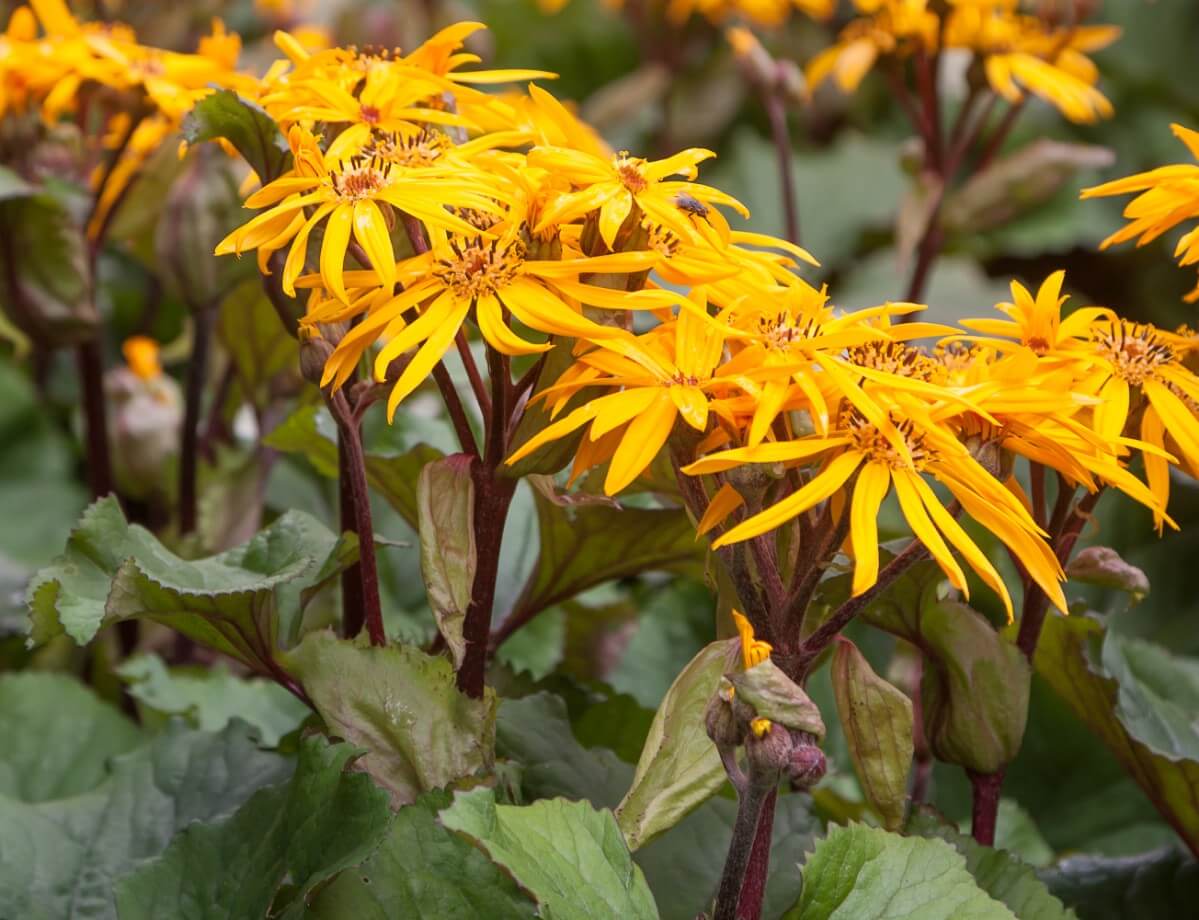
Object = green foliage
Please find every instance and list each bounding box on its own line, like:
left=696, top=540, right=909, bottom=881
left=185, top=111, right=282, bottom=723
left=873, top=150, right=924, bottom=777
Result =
left=439, top=787, right=660, bottom=920
left=117, top=653, right=309, bottom=745
left=182, top=89, right=292, bottom=182
left=217, top=278, right=299, bottom=413
left=304, top=791, right=538, bottom=919
left=0, top=714, right=292, bottom=920
left=907, top=812, right=1076, bottom=920
left=1039, top=846, right=1199, bottom=920
left=788, top=823, right=1016, bottom=920
left=616, top=638, right=736, bottom=850
left=284, top=631, right=496, bottom=807
left=28, top=497, right=357, bottom=666
left=1034, top=613, right=1199, bottom=854
left=0, top=672, right=141, bottom=803
left=114, top=737, right=392, bottom=919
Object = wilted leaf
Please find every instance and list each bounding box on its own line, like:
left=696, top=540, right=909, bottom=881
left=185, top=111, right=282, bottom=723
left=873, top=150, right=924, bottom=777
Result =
left=418, top=455, right=476, bottom=669
left=285, top=631, right=496, bottom=807
left=115, top=737, right=391, bottom=920
left=832, top=638, right=914, bottom=830
left=617, top=638, right=737, bottom=850
left=27, top=497, right=353, bottom=670
left=1034, top=614, right=1199, bottom=855
left=1039, top=846, right=1199, bottom=920
left=0, top=719, right=292, bottom=920
left=440, top=787, right=659, bottom=920
left=117, top=653, right=309, bottom=746
left=907, top=812, right=1077, bottom=920
left=0, top=672, right=141, bottom=803
left=182, top=89, right=292, bottom=182
left=265, top=404, right=443, bottom=528
left=305, top=791, right=538, bottom=919
left=786, top=823, right=1016, bottom=920
left=1066, top=546, right=1149, bottom=600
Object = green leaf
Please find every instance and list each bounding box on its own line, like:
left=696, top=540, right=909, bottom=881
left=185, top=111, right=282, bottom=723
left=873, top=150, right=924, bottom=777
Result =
left=1034, top=614, right=1199, bottom=855
left=114, top=736, right=391, bottom=920
left=116, top=653, right=309, bottom=746
left=304, top=791, right=538, bottom=919
left=617, top=638, right=736, bottom=850
left=512, top=489, right=702, bottom=622
left=788, top=823, right=1016, bottom=920
left=496, top=692, right=633, bottom=809
left=417, top=455, right=476, bottom=669
left=285, top=631, right=496, bottom=807
left=1066, top=546, right=1149, bottom=600
left=0, top=719, right=292, bottom=920
left=1039, top=846, right=1199, bottom=920
left=182, top=89, right=292, bottom=182
left=27, top=497, right=349, bottom=668
left=0, top=182, right=95, bottom=348
left=217, top=277, right=299, bottom=412
left=439, top=787, right=659, bottom=920
left=832, top=638, right=914, bottom=831
left=907, top=812, right=1077, bottom=920
left=265, top=404, right=443, bottom=528
left=0, top=672, right=142, bottom=803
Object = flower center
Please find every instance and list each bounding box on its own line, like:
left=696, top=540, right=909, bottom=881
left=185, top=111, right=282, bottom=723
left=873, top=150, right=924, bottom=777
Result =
left=614, top=152, right=648, bottom=193
left=373, top=128, right=453, bottom=168
left=670, top=371, right=701, bottom=386
left=332, top=160, right=388, bottom=201
left=433, top=237, right=525, bottom=301
left=1092, top=321, right=1175, bottom=386
left=844, top=409, right=935, bottom=471
left=359, top=104, right=382, bottom=125
left=846, top=340, right=935, bottom=380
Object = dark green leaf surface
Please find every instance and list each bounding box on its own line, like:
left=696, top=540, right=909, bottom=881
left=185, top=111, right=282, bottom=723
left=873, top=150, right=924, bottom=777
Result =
left=182, top=89, right=292, bottom=182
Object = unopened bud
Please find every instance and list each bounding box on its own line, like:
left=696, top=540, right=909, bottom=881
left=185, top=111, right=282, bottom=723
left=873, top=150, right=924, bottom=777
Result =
left=964, top=433, right=1014, bottom=481
left=299, top=335, right=335, bottom=387
left=705, top=679, right=746, bottom=748
left=786, top=731, right=827, bottom=790
left=745, top=718, right=794, bottom=780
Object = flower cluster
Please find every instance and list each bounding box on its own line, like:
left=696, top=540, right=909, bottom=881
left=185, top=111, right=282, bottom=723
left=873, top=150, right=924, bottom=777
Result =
left=538, top=0, right=835, bottom=28
left=1, top=0, right=253, bottom=235
left=809, top=0, right=1119, bottom=124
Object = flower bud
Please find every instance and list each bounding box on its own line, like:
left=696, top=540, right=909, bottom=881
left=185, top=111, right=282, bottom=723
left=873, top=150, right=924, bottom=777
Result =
left=786, top=733, right=828, bottom=791
left=705, top=678, right=746, bottom=749
left=745, top=718, right=794, bottom=780
left=104, top=339, right=181, bottom=499
left=299, top=335, right=335, bottom=388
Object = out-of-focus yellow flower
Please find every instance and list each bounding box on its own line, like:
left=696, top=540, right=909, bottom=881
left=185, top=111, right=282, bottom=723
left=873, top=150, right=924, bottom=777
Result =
left=1082, top=124, right=1199, bottom=301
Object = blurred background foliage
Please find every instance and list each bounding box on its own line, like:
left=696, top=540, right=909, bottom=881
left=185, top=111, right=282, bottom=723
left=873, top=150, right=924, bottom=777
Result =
left=3, top=0, right=1199, bottom=904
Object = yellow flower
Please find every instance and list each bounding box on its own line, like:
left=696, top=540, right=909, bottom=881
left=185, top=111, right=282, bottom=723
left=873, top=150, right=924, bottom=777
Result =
left=528, top=145, right=748, bottom=250
left=733, top=610, right=772, bottom=669
left=215, top=125, right=501, bottom=302
left=685, top=405, right=1067, bottom=622
left=317, top=229, right=668, bottom=420
left=122, top=336, right=162, bottom=381
left=1082, top=124, right=1199, bottom=301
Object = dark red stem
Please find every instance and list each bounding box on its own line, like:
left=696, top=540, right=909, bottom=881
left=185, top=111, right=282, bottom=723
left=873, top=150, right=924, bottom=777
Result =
left=76, top=339, right=113, bottom=499
left=736, top=786, right=778, bottom=920
left=178, top=304, right=213, bottom=535
left=968, top=769, right=1005, bottom=846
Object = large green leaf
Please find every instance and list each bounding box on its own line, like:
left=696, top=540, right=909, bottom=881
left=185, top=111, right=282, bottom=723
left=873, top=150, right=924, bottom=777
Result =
left=0, top=720, right=292, bottom=920
left=117, top=653, right=309, bottom=746
left=114, top=737, right=391, bottom=920
left=907, top=812, right=1076, bottom=920
left=417, top=455, right=476, bottom=669
left=27, top=497, right=352, bottom=669
left=1039, top=846, right=1199, bottom=920
left=832, top=638, right=914, bottom=831
left=787, top=823, right=1015, bottom=920
left=265, top=404, right=443, bottom=528
left=439, top=787, right=659, bottom=920
left=616, top=638, right=736, bottom=850
left=304, top=791, right=538, bottom=919
left=509, top=490, right=702, bottom=623
left=182, top=89, right=292, bottom=182
left=284, top=631, right=496, bottom=807
left=1034, top=614, right=1199, bottom=856
left=495, top=692, right=633, bottom=809
left=0, top=673, right=142, bottom=803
